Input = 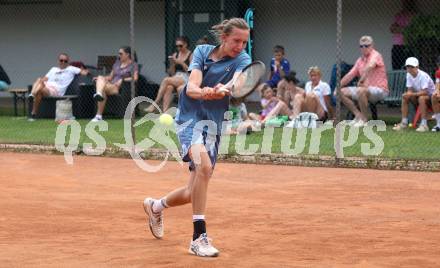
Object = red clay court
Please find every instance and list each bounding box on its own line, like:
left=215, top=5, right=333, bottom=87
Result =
left=0, top=152, right=439, bottom=267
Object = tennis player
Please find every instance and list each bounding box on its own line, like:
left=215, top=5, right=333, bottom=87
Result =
left=143, top=18, right=251, bottom=257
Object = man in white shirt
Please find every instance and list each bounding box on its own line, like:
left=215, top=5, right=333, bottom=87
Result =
left=393, top=57, right=435, bottom=132
left=29, top=53, right=88, bottom=121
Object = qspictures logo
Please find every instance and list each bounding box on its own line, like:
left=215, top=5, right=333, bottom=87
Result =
left=55, top=97, right=386, bottom=172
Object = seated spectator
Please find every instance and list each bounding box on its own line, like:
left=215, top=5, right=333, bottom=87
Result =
left=144, top=36, right=192, bottom=113
left=257, top=45, right=290, bottom=101
left=28, top=53, right=88, bottom=121
left=290, top=66, right=334, bottom=121
left=339, top=36, right=389, bottom=127
left=0, top=64, right=11, bottom=91
left=393, top=57, right=435, bottom=132
left=279, top=71, right=304, bottom=110
left=249, top=84, right=291, bottom=124
left=430, top=56, right=440, bottom=132
left=226, top=97, right=254, bottom=135
left=92, top=46, right=139, bottom=122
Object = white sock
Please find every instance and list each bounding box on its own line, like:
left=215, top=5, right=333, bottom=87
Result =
left=192, top=215, right=205, bottom=222
left=94, top=114, right=102, bottom=119
left=402, top=117, right=408, bottom=125
left=435, top=113, right=440, bottom=127
left=421, top=119, right=427, bottom=126
left=152, top=198, right=168, bottom=213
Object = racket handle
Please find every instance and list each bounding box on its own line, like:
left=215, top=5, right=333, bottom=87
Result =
left=217, top=87, right=230, bottom=94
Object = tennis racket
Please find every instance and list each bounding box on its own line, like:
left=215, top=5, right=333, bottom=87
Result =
left=218, top=61, right=266, bottom=98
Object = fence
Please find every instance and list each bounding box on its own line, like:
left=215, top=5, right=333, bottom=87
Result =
left=0, top=0, right=439, bottom=162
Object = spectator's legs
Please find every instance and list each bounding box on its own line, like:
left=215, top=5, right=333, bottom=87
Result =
left=418, top=95, right=430, bottom=124
left=95, top=76, right=108, bottom=99
left=356, top=87, right=369, bottom=122
left=95, top=80, right=119, bottom=117
left=30, top=78, right=48, bottom=116
left=162, top=85, right=175, bottom=113
left=31, top=78, right=45, bottom=96
left=289, top=93, right=306, bottom=119
left=304, top=93, right=325, bottom=119
left=31, top=87, right=50, bottom=115
left=432, top=92, right=440, bottom=128
left=262, top=101, right=291, bottom=123
left=248, top=112, right=260, bottom=121
left=401, top=92, right=417, bottom=124
left=340, top=87, right=362, bottom=120
left=145, top=76, right=185, bottom=113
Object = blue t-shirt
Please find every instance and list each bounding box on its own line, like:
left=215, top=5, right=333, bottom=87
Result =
left=175, top=45, right=251, bottom=135
left=269, top=58, right=290, bottom=85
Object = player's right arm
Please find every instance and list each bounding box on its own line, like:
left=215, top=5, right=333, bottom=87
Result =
left=186, top=69, right=223, bottom=100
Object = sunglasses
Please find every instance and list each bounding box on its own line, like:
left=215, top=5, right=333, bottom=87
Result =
left=175, top=44, right=184, bottom=48
left=359, top=44, right=371, bottom=48
left=59, top=59, right=68, bottom=63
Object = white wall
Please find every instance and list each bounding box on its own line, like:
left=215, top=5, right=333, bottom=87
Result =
left=0, top=0, right=166, bottom=88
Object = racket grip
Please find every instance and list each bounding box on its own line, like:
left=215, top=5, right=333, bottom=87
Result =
left=217, top=87, right=230, bottom=94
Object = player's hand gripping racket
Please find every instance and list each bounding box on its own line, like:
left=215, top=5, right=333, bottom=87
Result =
left=217, top=61, right=266, bottom=98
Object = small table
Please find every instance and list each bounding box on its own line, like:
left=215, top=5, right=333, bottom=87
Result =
left=8, top=88, right=28, bottom=116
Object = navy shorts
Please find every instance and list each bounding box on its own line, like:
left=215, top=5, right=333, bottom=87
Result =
left=177, top=127, right=220, bottom=171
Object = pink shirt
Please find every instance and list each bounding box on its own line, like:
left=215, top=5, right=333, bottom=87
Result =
left=392, top=12, right=413, bottom=45
left=345, top=49, right=388, bottom=92
left=261, top=98, right=278, bottom=117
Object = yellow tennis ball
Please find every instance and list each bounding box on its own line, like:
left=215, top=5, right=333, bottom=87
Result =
left=159, top=113, right=174, bottom=126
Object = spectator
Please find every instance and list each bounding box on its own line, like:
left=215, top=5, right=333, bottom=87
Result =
left=393, top=57, right=435, bottom=132
left=390, top=0, right=416, bottom=70
left=144, top=36, right=192, bottom=113
left=92, top=46, right=139, bottom=122
left=257, top=45, right=290, bottom=100
left=249, top=84, right=291, bottom=124
left=226, top=97, right=253, bottom=135
left=279, top=71, right=304, bottom=110
left=340, top=36, right=388, bottom=127
left=290, top=66, right=334, bottom=121
left=0, top=64, right=11, bottom=91
left=430, top=56, right=440, bottom=132
left=28, top=53, right=88, bottom=121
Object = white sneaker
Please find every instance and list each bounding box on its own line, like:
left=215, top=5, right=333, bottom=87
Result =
left=91, top=116, right=102, bottom=122
left=353, top=120, right=367, bottom=128
left=188, top=233, right=219, bottom=257
left=392, top=123, right=407, bottom=131
left=143, top=198, right=163, bottom=239
left=415, top=125, right=429, bottom=132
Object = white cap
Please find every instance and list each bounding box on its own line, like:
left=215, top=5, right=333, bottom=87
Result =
left=405, top=57, right=419, bottom=67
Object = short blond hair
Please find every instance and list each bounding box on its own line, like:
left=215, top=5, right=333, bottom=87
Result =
left=307, top=66, right=321, bottom=76
left=359, top=35, right=373, bottom=44
left=210, top=18, right=249, bottom=44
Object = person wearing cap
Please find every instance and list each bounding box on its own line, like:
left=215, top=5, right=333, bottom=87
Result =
left=339, top=36, right=389, bottom=127
left=431, top=56, right=440, bottom=132
left=393, top=57, right=435, bottom=132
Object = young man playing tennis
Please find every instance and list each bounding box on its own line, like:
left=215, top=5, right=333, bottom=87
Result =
left=143, top=18, right=251, bottom=257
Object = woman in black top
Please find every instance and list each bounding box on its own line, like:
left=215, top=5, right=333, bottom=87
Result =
left=145, top=36, right=192, bottom=113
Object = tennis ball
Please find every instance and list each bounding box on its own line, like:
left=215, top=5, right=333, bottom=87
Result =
left=408, top=123, right=413, bottom=128
left=159, top=113, right=174, bottom=126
